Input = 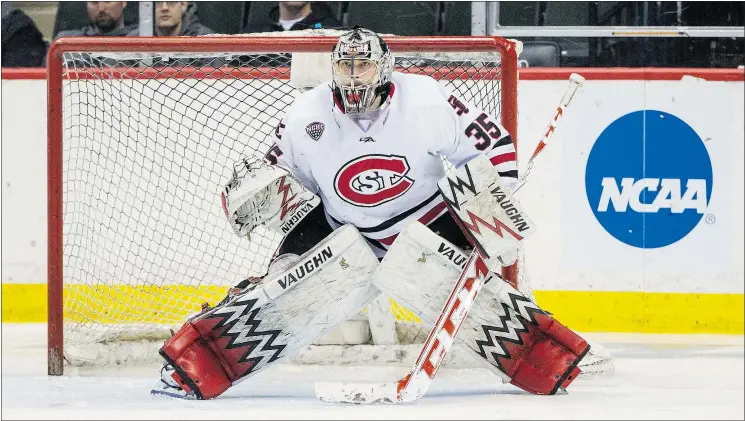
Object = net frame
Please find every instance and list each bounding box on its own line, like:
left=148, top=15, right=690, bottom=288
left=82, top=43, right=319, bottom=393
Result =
left=47, top=35, right=520, bottom=375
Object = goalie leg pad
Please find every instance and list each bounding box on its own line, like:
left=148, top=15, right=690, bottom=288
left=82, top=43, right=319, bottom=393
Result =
left=156, top=224, right=380, bottom=400
left=373, top=221, right=589, bottom=395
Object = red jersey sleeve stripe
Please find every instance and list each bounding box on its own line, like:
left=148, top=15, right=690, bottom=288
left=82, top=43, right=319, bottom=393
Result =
left=489, top=152, right=516, bottom=167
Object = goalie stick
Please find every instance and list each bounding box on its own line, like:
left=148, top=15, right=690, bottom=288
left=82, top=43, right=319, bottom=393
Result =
left=512, top=72, right=585, bottom=194
left=314, top=73, right=586, bottom=405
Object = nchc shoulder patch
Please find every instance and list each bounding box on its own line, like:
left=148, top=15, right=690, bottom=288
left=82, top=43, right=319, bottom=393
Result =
left=305, top=122, right=325, bottom=140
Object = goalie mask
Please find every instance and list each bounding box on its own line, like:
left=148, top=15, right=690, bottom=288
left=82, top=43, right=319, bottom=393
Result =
left=331, top=27, right=394, bottom=115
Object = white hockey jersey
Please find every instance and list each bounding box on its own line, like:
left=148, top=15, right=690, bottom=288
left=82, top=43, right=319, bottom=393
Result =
left=265, top=72, right=517, bottom=256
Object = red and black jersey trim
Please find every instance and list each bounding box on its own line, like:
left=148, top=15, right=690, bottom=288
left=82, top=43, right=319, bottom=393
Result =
left=491, top=135, right=514, bottom=150
left=327, top=190, right=441, bottom=234
left=487, top=135, right=517, bottom=171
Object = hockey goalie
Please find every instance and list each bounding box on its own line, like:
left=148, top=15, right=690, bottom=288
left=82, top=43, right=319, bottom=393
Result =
left=152, top=27, right=609, bottom=401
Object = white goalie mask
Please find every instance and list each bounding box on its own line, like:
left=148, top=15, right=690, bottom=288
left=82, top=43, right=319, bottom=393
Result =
left=331, top=27, right=394, bottom=115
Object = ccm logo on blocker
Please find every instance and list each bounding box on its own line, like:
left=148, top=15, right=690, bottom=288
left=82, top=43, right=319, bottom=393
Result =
left=585, top=110, right=713, bottom=248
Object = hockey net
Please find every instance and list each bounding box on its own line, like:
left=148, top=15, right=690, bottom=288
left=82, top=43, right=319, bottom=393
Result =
left=46, top=31, right=521, bottom=374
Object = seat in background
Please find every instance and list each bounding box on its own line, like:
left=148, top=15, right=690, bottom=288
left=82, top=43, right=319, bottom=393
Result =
left=345, top=1, right=439, bottom=36
left=540, top=1, right=589, bottom=66
left=519, top=40, right=562, bottom=67
left=440, top=1, right=471, bottom=35
left=193, top=1, right=245, bottom=34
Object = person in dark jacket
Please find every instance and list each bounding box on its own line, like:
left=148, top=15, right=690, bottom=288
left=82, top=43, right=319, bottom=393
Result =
left=127, top=2, right=214, bottom=37
left=244, top=1, right=342, bottom=33
left=1, top=3, right=48, bottom=67
left=55, top=1, right=137, bottom=39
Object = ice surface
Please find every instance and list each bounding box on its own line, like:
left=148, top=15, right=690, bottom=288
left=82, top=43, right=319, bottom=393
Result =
left=2, top=324, right=743, bottom=420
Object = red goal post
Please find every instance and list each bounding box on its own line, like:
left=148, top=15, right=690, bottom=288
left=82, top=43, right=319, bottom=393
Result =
left=46, top=34, right=520, bottom=375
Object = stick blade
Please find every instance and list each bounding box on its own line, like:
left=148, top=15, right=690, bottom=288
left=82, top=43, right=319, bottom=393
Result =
left=314, top=381, right=399, bottom=404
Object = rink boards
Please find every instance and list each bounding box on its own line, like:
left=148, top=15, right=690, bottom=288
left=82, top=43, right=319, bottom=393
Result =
left=1, top=68, right=743, bottom=334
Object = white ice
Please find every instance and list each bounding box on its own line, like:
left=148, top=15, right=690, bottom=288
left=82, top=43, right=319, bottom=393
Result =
left=2, top=324, right=743, bottom=420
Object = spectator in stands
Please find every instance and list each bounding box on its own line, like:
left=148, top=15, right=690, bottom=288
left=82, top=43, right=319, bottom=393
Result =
left=244, top=1, right=342, bottom=33
left=128, top=2, right=214, bottom=37
left=1, top=3, right=48, bottom=67
left=127, top=3, right=214, bottom=68
left=55, top=1, right=135, bottom=39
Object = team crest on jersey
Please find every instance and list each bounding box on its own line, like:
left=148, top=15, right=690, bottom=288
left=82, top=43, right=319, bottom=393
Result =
left=334, top=154, right=415, bottom=207
left=305, top=122, right=325, bottom=140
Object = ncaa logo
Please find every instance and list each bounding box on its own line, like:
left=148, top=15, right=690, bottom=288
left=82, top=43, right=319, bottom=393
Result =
left=334, top=154, right=415, bottom=207
left=585, top=110, right=712, bottom=249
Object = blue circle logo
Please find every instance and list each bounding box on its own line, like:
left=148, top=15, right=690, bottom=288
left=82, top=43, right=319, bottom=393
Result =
left=585, top=110, right=712, bottom=248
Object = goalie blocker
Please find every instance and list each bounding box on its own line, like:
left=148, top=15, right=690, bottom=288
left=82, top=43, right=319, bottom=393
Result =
left=438, top=154, right=536, bottom=275
left=152, top=224, right=380, bottom=400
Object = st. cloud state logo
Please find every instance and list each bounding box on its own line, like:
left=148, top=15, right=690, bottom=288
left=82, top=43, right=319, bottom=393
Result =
left=334, top=154, right=415, bottom=207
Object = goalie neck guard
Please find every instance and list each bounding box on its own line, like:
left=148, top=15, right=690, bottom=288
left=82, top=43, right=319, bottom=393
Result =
left=331, top=27, right=394, bottom=115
